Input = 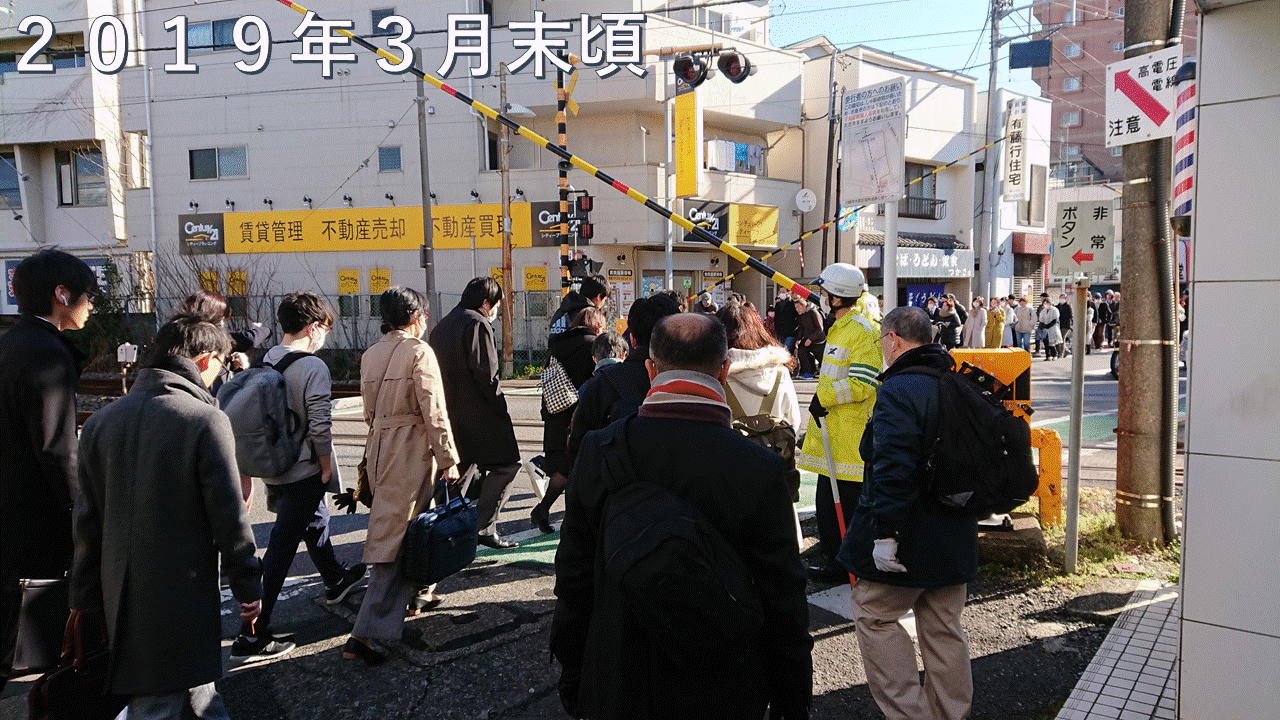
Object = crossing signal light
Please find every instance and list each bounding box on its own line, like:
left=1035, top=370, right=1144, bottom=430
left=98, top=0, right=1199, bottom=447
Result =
left=717, top=52, right=753, bottom=84
left=576, top=194, right=593, bottom=214
left=673, top=54, right=708, bottom=87
left=579, top=223, right=594, bottom=240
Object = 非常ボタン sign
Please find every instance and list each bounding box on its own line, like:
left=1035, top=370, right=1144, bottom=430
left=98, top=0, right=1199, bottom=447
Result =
left=1052, top=200, right=1114, bottom=275
left=1105, top=48, right=1182, bottom=147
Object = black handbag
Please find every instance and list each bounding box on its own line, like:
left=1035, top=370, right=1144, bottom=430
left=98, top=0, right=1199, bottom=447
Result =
left=14, top=578, right=69, bottom=674
left=28, top=610, right=127, bottom=720
left=401, top=471, right=479, bottom=586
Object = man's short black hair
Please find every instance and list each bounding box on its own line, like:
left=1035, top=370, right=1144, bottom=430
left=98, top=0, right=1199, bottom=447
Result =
left=649, top=314, right=727, bottom=377
left=460, top=276, right=503, bottom=311
left=627, top=293, right=681, bottom=346
left=277, top=291, right=334, bottom=335
left=578, top=273, right=609, bottom=302
left=12, top=248, right=98, bottom=316
left=146, top=314, right=231, bottom=367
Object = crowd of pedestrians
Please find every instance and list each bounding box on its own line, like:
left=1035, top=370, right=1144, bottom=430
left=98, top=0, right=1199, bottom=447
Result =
left=1, top=246, right=1094, bottom=720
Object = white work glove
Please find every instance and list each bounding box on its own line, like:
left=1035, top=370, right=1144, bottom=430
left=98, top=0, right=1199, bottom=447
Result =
left=248, top=322, right=272, bottom=346
left=873, top=538, right=908, bottom=573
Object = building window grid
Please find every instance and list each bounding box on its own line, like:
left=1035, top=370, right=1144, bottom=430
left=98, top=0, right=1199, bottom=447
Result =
left=189, top=19, right=237, bottom=53
left=0, top=152, right=21, bottom=210
left=1064, top=44, right=1081, bottom=58
left=189, top=146, right=247, bottom=181
left=1061, top=111, right=1081, bottom=127
left=378, top=146, right=402, bottom=172
left=56, top=149, right=108, bottom=207
left=1063, top=77, right=1081, bottom=92
left=1111, top=146, right=1124, bottom=157
left=1114, top=41, right=1124, bottom=52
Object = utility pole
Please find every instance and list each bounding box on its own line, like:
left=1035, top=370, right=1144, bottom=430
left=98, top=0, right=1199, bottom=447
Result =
left=981, top=0, right=1009, bottom=300
left=499, top=63, right=515, bottom=377
left=1115, top=0, right=1175, bottom=544
left=820, top=51, right=838, bottom=268
left=416, top=48, right=438, bottom=333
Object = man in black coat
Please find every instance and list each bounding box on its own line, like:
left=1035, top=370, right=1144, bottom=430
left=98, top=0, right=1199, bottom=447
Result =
left=552, top=314, right=811, bottom=720
left=839, top=306, right=978, bottom=720
left=565, top=293, right=680, bottom=474
left=0, top=249, right=96, bottom=690
left=548, top=273, right=608, bottom=337
left=72, top=316, right=262, bottom=716
left=773, top=289, right=799, bottom=352
left=429, top=277, right=522, bottom=549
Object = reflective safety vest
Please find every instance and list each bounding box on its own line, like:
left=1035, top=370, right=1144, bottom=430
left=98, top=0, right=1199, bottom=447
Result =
left=796, top=309, right=881, bottom=482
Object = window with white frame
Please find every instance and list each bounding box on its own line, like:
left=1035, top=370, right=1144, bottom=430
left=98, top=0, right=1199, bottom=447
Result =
left=56, top=149, right=107, bottom=207
left=1063, top=77, right=1081, bottom=92
left=378, top=146, right=402, bottom=172
left=1114, top=41, right=1124, bottom=52
left=1111, top=146, right=1123, bottom=157
left=1065, top=10, right=1082, bottom=24
left=1062, top=144, right=1081, bottom=158
left=0, top=152, right=21, bottom=210
left=1061, top=111, right=1081, bottom=127
left=189, top=146, right=247, bottom=180
left=1064, top=44, right=1081, bottom=58
left=189, top=18, right=237, bottom=53
left=1114, top=6, right=1126, bottom=18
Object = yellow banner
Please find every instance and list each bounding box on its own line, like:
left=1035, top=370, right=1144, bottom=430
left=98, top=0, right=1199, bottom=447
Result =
left=227, top=270, right=247, bottom=296
left=674, top=90, right=701, bottom=197
left=369, top=268, right=391, bottom=295
left=728, top=204, right=779, bottom=247
left=338, top=269, right=360, bottom=295
left=431, top=203, right=532, bottom=249
left=524, top=266, right=547, bottom=291
left=224, top=207, right=422, bottom=254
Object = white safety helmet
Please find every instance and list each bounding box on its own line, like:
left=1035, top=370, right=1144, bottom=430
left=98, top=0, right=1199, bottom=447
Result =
left=814, top=263, right=866, bottom=299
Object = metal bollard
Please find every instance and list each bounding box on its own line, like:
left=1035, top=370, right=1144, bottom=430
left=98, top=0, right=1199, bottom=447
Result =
left=1030, top=427, right=1063, bottom=527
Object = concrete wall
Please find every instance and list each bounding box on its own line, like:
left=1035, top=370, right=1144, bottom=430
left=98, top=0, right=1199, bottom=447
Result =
left=1179, top=1, right=1280, bottom=718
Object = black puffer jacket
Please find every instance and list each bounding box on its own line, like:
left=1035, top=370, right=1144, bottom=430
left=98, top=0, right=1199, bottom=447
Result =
left=548, top=325, right=597, bottom=390
left=838, top=343, right=979, bottom=588
left=549, top=292, right=592, bottom=337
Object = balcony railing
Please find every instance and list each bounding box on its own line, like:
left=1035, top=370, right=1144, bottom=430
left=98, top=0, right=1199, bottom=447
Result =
left=878, top=196, right=947, bottom=220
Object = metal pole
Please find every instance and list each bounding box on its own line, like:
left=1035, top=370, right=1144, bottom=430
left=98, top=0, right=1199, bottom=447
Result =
left=982, top=0, right=1004, bottom=300
left=664, top=64, right=675, bottom=289
left=820, top=51, right=838, bottom=268
left=557, top=54, right=571, bottom=296
left=1065, top=276, right=1090, bottom=573
left=416, top=49, right=438, bottom=333
left=884, top=199, right=899, bottom=311
left=500, top=64, right=515, bottom=377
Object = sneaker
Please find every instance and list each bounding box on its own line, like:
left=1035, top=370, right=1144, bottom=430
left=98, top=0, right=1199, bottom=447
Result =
left=230, top=633, right=296, bottom=663
left=325, top=563, right=368, bottom=605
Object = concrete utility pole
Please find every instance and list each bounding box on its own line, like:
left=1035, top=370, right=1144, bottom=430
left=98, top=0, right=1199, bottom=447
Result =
left=820, top=50, right=838, bottom=268
left=1115, top=0, right=1175, bottom=544
left=499, top=63, right=515, bottom=377
left=415, top=48, right=438, bottom=334
left=980, top=0, right=1009, bottom=300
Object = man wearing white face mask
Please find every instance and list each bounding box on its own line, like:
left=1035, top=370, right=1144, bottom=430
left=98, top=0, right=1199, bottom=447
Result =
left=430, top=277, right=523, bottom=550
left=233, top=291, right=365, bottom=663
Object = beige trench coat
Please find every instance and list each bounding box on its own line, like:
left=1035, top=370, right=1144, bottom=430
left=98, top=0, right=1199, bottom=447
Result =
left=360, top=331, right=460, bottom=564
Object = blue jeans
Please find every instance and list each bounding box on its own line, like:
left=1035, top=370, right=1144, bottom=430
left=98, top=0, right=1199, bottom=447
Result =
left=1014, top=331, right=1031, bottom=352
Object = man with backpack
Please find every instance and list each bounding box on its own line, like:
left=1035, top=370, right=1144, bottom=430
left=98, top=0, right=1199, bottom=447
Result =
left=839, top=306, right=978, bottom=720
left=228, top=292, right=365, bottom=663
left=551, top=313, right=811, bottom=720
left=565, top=292, right=681, bottom=474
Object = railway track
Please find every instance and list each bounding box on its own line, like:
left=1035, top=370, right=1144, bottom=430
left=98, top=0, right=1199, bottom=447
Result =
left=79, top=376, right=361, bottom=398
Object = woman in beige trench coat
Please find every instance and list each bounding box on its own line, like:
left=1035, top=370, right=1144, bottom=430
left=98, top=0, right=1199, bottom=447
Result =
left=345, top=287, right=460, bottom=664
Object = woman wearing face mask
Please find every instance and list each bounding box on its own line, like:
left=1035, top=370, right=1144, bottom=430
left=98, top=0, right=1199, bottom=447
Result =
left=985, top=296, right=1005, bottom=348
left=345, top=287, right=461, bottom=664
left=1038, top=296, right=1064, bottom=360
left=934, top=298, right=962, bottom=349
left=962, top=296, right=988, bottom=348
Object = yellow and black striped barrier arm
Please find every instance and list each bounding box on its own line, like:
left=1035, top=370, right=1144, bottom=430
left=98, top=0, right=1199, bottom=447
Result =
left=704, top=134, right=1010, bottom=293
left=272, top=0, right=814, bottom=300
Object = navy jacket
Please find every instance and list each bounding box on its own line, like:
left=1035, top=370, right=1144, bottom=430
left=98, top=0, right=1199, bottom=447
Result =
left=428, top=305, right=519, bottom=466
left=839, top=343, right=979, bottom=587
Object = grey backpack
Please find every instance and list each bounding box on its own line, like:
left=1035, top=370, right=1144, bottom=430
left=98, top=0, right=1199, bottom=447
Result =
left=217, top=352, right=309, bottom=478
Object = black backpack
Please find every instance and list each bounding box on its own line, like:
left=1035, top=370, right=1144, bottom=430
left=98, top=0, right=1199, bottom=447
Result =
left=598, top=419, right=764, bottom=667
left=899, top=362, right=1039, bottom=516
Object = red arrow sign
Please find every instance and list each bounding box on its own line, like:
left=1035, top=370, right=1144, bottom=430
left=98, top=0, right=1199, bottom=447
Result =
left=1072, top=249, right=1095, bottom=265
left=1115, top=70, right=1170, bottom=126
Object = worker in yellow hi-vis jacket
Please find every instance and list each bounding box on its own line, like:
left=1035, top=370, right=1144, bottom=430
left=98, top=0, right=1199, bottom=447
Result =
left=797, top=263, right=882, bottom=581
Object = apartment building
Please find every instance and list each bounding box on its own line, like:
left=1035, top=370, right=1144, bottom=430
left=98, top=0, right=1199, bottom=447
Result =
left=1030, top=0, right=1198, bottom=183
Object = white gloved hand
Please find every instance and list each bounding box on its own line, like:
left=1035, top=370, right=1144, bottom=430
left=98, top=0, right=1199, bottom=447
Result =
left=249, top=322, right=271, bottom=346
left=872, top=538, right=908, bottom=573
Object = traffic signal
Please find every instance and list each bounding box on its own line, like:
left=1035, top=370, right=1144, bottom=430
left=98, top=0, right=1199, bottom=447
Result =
left=717, top=51, right=753, bottom=84
left=673, top=54, right=708, bottom=87
left=576, top=194, right=593, bottom=214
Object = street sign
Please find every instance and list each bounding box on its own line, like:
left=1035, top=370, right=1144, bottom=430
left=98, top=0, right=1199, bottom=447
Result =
left=1052, top=200, right=1114, bottom=275
left=840, top=78, right=906, bottom=205
left=1003, top=98, right=1029, bottom=201
left=1105, top=48, right=1182, bottom=147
